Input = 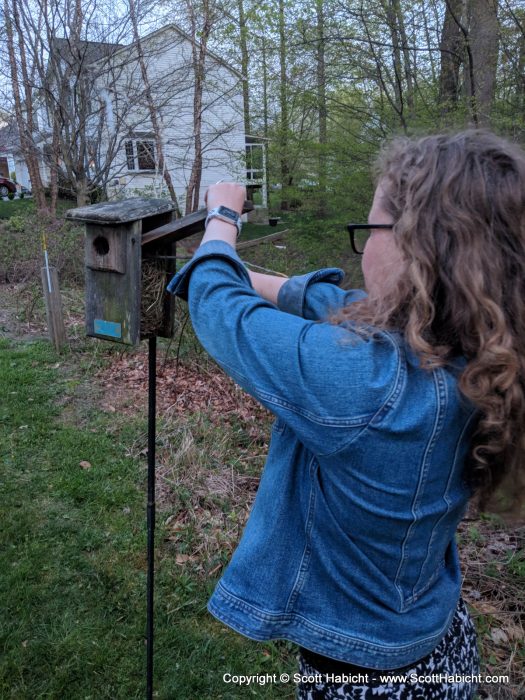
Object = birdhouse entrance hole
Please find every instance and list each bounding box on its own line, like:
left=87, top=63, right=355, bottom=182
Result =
left=93, top=235, right=110, bottom=256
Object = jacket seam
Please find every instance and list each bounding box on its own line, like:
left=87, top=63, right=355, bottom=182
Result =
left=320, top=330, right=405, bottom=459
left=209, top=584, right=458, bottom=654
left=410, top=406, right=479, bottom=598
left=216, top=358, right=375, bottom=428
left=369, top=331, right=405, bottom=424
left=286, top=455, right=318, bottom=612
left=394, top=368, right=447, bottom=611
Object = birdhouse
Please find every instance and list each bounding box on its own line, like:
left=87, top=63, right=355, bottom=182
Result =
left=66, top=198, right=177, bottom=345
left=66, top=196, right=254, bottom=346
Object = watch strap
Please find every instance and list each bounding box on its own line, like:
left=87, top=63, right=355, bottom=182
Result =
left=205, top=206, right=242, bottom=238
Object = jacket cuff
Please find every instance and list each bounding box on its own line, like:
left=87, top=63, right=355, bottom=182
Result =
left=166, top=239, right=251, bottom=301
left=276, top=268, right=345, bottom=317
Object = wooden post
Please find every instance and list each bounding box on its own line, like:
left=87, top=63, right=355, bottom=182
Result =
left=41, top=265, right=67, bottom=352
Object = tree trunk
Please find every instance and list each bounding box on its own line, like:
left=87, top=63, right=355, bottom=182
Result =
left=518, top=25, right=525, bottom=114
left=394, top=0, right=415, bottom=117
left=316, top=0, right=327, bottom=218
left=382, top=0, right=405, bottom=118
left=129, top=0, right=181, bottom=215
left=76, top=178, right=90, bottom=207
left=185, top=0, right=211, bottom=214
left=238, top=0, right=250, bottom=136
left=438, top=0, right=466, bottom=116
left=468, top=0, right=499, bottom=126
left=261, top=36, right=270, bottom=210
left=4, top=0, right=47, bottom=212
left=278, top=0, right=290, bottom=211
left=49, top=121, right=60, bottom=217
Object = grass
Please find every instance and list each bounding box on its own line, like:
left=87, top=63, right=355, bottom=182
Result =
left=0, top=337, right=298, bottom=699
left=0, top=198, right=34, bottom=219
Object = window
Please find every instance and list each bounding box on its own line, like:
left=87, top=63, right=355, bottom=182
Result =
left=125, top=141, right=135, bottom=170
left=125, top=139, right=156, bottom=171
left=246, top=143, right=264, bottom=181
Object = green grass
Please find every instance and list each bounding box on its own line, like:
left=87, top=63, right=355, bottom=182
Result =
left=239, top=213, right=365, bottom=289
left=0, top=337, right=297, bottom=699
left=242, top=222, right=288, bottom=239
left=0, top=198, right=34, bottom=219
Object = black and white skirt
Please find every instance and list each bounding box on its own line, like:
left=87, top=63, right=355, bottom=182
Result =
left=296, top=596, right=480, bottom=699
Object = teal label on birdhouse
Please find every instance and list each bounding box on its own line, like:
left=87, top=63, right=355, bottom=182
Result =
left=94, top=319, right=122, bottom=339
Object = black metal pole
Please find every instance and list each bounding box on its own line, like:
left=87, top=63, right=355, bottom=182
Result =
left=147, top=335, right=156, bottom=700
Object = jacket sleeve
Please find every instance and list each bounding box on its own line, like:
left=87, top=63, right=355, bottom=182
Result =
left=276, top=270, right=368, bottom=320
left=167, top=240, right=399, bottom=457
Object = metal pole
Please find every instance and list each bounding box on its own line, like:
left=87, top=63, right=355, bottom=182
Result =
left=147, top=335, right=156, bottom=700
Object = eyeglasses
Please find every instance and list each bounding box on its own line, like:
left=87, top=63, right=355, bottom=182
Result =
left=347, top=223, right=393, bottom=255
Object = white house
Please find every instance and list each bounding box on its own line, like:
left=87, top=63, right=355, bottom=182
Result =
left=23, top=24, right=268, bottom=214
left=0, top=116, right=30, bottom=188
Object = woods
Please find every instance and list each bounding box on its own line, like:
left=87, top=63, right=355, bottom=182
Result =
left=1, top=0, right=524, bottom=216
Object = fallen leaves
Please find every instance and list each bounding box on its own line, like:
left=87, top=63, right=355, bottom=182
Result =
left=458, top=517, right=525, bottom=695
left=94, top=351, right=271, bottom=428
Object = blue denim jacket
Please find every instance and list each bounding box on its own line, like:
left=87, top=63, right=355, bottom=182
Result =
left=167, top=240, right=477, bottom=669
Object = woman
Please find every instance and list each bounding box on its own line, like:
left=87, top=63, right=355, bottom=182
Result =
left=167, top=130, right=525, bottom=699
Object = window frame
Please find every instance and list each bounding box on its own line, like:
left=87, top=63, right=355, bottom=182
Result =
left=124, top=138, right=157, bottom=172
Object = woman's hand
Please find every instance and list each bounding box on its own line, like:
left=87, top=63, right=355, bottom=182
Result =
left=205, top=182, right=246, bottom=214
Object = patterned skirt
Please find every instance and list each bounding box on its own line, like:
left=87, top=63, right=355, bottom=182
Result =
left=296, top=596, right=480, bottom=699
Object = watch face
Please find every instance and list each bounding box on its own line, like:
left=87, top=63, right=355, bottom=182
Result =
left=217, top=206, right=238, bottom=221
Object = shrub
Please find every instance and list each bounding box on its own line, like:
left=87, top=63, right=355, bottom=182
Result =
left=7, top=192, right=15, bottom=200
left=6, top=215, right=26, bottom=233
left=0, top=213, right=84, bottom=286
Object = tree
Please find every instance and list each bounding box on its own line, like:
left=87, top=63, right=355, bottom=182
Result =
left=3, top=0, right=145, bottom=209
left=3, top=0, right=48, bottom=211
left=184, top=0, right=215, bottom=213
left=468, top=0, right=499, bottom=126
left=316, top=0, right=328, bottom=216
left=438, top=0, right=466, bottom=116
left=128, top=0, right=181, bottom=214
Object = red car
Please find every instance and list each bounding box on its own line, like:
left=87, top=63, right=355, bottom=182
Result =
left=0, top=177, right=17, bottom=197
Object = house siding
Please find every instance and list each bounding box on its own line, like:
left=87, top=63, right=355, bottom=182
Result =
left=101, top=27, right=246, bottom=212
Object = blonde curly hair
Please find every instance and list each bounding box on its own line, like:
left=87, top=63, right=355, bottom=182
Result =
left=329, top=130, right=525, bottom=519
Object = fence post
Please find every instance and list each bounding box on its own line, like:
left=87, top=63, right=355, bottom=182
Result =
left=41, top=265, right=67, bottom=352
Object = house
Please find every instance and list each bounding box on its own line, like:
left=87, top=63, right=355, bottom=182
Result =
left=0, top=116, right=30, bottom=188
left=14, top=24, right=268, bottom=215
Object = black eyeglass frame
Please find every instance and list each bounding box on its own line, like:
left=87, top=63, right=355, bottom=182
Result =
left=347, top=223, right=393, bottom=255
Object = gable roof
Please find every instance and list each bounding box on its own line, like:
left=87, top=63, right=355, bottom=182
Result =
left=50, top=37, right=123, bottom=67
left=88, top=23, right=243, bottom=80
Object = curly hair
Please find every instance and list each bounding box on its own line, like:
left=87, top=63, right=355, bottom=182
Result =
left=328, top=130, right=525, bottom=519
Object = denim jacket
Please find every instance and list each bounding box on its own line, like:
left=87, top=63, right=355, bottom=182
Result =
left=167, top=240, right=477, bottom=669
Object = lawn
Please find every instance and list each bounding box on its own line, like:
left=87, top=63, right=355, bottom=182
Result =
left=0, top=198, right=34, bottom=219
left=0, top=200, right=523, bottom=699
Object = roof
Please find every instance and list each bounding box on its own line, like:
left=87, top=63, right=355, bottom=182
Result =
left=50, top=37, right=123, bottom=68
left=87, top=23, right=243, bottom=80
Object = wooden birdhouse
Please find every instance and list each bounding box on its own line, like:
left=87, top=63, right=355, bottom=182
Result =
left=66, top=197, right=254, bottom=346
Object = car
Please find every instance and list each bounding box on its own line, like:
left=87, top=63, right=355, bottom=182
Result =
left=0, top=177, right=17, bottom=197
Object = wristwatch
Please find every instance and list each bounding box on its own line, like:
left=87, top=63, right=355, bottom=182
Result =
left=205, top=205, right=242, bottom=238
